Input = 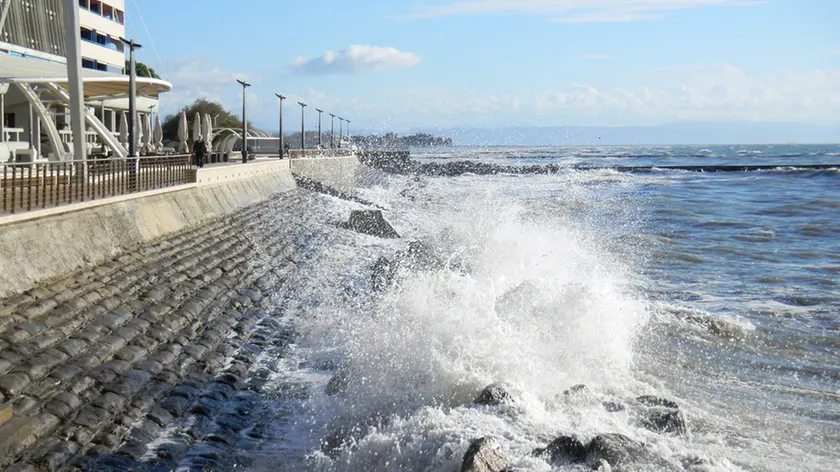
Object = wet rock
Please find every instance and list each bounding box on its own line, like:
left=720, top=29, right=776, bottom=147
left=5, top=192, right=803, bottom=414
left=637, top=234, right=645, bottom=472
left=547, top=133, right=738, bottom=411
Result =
left=73, top=406, right=110, bottom=429
left=161, top=395, right=191, bottom=417
left=461, top=437, right=509, bottom=472
left=325, top=371, right=350, bottom=396
left=636, top=395, right=679, bottom=409
left=93, top=392, right=128, bottom=413
left=635, top=396, right=687, bottom=435
left=603, top=401, right=626, bottom=412
left=0, top=373, right=31, bottom=396
left=533, top=436, right=587, bottom=464
left=639, top=408, right=687, bottom=436
left=585, top=434, right=647, bottom=471
left=345, top=210, right=400, bottom=239
left=474, top=384, right=512, bottom=406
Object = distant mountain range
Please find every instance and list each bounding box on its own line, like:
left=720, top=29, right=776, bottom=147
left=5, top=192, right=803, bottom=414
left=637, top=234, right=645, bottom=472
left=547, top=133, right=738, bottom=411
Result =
left=362, top=122, right=839, bottom=146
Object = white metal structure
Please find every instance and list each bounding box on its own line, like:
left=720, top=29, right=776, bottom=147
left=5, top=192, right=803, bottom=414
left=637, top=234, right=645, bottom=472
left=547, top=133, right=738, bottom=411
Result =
left=0, top=0, right=171, bottom=161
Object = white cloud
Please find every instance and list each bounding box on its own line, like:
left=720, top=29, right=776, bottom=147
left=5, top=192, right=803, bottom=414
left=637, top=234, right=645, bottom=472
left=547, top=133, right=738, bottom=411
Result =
left=528, top=65, right=840, bottom=124
left=408, top=0, right=762, bottom=23
left=157, top=56, right=257, bottom=117
left=290, top=45, right=420, bottom=75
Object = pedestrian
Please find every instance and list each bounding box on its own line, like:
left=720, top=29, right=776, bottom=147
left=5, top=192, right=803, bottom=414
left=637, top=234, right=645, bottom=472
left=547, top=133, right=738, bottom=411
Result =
left=192, top=135, right=207, bottom=168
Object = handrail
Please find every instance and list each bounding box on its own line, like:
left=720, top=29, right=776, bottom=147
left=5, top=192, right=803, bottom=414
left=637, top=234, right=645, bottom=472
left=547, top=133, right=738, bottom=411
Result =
left=1, top=155, right=193, bottom=214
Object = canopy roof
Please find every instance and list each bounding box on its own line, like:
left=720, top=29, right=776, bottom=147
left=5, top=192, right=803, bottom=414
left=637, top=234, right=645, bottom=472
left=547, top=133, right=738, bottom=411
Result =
left=0, top=53, right=171, bottom=98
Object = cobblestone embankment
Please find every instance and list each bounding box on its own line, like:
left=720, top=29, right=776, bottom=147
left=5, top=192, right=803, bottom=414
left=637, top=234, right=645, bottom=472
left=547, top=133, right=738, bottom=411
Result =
left=0, top=195, right=308, bottom=471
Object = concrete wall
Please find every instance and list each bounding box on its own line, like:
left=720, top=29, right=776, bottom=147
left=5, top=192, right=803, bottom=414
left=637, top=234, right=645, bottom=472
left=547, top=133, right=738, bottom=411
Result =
left=0, top=167, right=295, bottom=299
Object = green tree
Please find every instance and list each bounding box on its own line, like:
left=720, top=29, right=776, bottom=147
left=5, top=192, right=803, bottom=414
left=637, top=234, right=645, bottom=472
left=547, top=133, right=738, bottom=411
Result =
left=161, top=98, right=250, bottom=143
left=125, top=61, right=161, bottom=79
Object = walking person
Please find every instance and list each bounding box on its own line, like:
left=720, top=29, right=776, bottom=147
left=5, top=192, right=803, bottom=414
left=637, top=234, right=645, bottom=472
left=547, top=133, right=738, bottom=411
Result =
left=192, top=135, right=207, bottom=168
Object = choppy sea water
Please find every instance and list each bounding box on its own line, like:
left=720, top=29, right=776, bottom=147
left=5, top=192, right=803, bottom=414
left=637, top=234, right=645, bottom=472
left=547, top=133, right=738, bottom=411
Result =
left=247, top=144, right=840, bottom=471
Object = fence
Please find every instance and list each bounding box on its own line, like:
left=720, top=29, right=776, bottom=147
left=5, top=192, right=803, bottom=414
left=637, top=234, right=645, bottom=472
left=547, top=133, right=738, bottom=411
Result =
left=1, top=155, right=193, bottom=214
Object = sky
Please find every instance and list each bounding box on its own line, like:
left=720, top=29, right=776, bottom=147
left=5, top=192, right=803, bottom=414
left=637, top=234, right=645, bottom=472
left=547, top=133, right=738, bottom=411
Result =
left=125, top=0, right=840, bottom=139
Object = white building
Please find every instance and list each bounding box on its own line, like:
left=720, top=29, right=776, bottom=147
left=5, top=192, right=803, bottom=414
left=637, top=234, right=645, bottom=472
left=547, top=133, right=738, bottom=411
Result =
left=0, top=0, right=172, bottom=161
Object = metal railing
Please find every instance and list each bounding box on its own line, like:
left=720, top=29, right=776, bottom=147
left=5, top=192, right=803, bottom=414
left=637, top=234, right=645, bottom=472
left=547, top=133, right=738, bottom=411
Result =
left=1, top=155, right=193, bottom=214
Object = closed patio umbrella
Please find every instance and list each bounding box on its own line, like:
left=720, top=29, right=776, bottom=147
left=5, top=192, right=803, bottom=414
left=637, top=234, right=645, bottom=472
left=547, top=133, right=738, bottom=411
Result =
left=177, top=111, right=188, bottom=153
left=203, top=113, right=213, bottom=154
left=118, top=111, right=128, bottom=146
left=192, top=114, right=201, bottom=144
left=154, top=114, right=163, bottom=152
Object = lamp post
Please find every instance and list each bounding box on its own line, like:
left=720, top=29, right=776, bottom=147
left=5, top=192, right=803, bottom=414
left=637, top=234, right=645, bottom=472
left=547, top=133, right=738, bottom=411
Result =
left=119, top=37, right=142, bottom=157
left=236, top=79, right=250, bottom=163
left=329, top=113, right=335, bottom=148
left=346, top=119, right=351, bottom=144
left=338, top=117, right=343, bottom=148
left=315, top=108, right=323, bottom=148
left=275, top=94, right=285, bottom=158
left=298, top=101, right=307, bottom=150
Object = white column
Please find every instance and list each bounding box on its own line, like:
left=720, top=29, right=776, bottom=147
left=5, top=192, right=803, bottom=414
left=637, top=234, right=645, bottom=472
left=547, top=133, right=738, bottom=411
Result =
left=62, top=0, right=86, bottom=160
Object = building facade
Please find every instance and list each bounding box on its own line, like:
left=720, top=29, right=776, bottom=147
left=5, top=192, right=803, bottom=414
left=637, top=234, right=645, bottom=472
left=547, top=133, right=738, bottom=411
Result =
left=0, top=0, right=171, bottom=161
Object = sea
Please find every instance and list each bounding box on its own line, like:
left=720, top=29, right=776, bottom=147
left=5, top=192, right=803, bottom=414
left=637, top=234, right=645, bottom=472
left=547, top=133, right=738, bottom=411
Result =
left=244, top=144, right=840, bottom=471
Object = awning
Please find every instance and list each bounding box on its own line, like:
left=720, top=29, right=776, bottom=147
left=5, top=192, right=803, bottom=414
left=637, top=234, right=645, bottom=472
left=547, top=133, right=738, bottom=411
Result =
left=0, top=53, right=172, bottom=98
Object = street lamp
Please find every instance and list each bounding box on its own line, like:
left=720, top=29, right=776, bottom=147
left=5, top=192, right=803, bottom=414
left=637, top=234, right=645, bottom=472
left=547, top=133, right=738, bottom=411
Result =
left=329, top=113, right=335, bottom=148
left=338, top=117, right=343, bottom=148
left=298, top=101, right=307, bottom=150
left=346, top=119, right=351, bottom=143
left=275, top=94, right=285, bottom=158
left=119, top=36, right=142, bottom=157
left=315, top=108, right=323, bottom=147
left=236, top=79, right=251, bottom=163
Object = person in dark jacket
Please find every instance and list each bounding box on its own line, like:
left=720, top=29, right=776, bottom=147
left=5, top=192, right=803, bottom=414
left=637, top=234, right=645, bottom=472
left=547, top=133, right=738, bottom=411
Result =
left=192, top=135, right=207, bottom=168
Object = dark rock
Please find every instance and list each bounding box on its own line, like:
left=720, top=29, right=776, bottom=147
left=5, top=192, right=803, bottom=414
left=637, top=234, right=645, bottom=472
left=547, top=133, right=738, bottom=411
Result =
left=346, top=210, right=400, bottom=239
left=461, top=437, right=509, bottom=472
left=636, top=395, right=679, bottom=409
left=73, top=406, right=110, bottom=428
left=533, top=436, right=587, bottom=464
left=474, top=384, right=511, bottom=406
left=325, top=371, right=350, bottom=396
left=93, top=392, right=128, bottom=413
left=639, top=408, right=687, bottom=436
left=603, top=401, right=626, bottom=412
left=161, top=395, right=191, bottom=417
left=0, top=372, right=31, bottom=396
left=585, top=434, right=647, bottom=471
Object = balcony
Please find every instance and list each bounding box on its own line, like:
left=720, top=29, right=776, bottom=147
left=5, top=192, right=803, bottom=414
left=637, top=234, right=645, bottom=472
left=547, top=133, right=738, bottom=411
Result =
left=79, top=0, right=125, bottom=25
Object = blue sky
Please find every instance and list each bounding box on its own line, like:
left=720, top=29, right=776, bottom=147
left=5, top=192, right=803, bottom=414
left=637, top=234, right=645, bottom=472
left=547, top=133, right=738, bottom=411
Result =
left=126, top=0, right=840, bottom=134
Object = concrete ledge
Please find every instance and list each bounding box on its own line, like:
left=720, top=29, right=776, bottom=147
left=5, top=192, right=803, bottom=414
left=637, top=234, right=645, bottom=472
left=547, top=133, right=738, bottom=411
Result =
left=195, top=158, right=290, bottom=186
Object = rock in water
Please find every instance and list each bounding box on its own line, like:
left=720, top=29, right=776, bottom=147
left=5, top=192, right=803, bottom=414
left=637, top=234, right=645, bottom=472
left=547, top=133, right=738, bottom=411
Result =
left=585, top=434, right=648, bottom=471
left=474, top=384, right=511, bottom=406
left=461, top=437, right=509, bottom=472
left=635, top=396, right=687, bottom=435
left=346, top=210, right=400, bottom=239
left=532, top=435, right=588, bottom=464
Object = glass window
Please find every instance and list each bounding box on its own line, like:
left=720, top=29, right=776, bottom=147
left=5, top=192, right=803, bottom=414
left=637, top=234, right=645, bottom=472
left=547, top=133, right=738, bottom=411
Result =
left=96, top=33, right=108, bottom=45
left=96, top=62, right=107, bottom=72
left=114, top=9, right=124, bottom=24
left=78, top=0, right=88, bottom=9
left=102, top=4, right=113, bottom=20
left=90, top=0, right=101, bottom=14
left=80, top=28, right=93, bottom=42
left=82, top=58, right=95, bottom=69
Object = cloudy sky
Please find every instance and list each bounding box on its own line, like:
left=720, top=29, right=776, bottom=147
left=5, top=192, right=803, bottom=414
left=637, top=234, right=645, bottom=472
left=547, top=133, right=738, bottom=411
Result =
left=129, top=0, right=839, bottom=136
